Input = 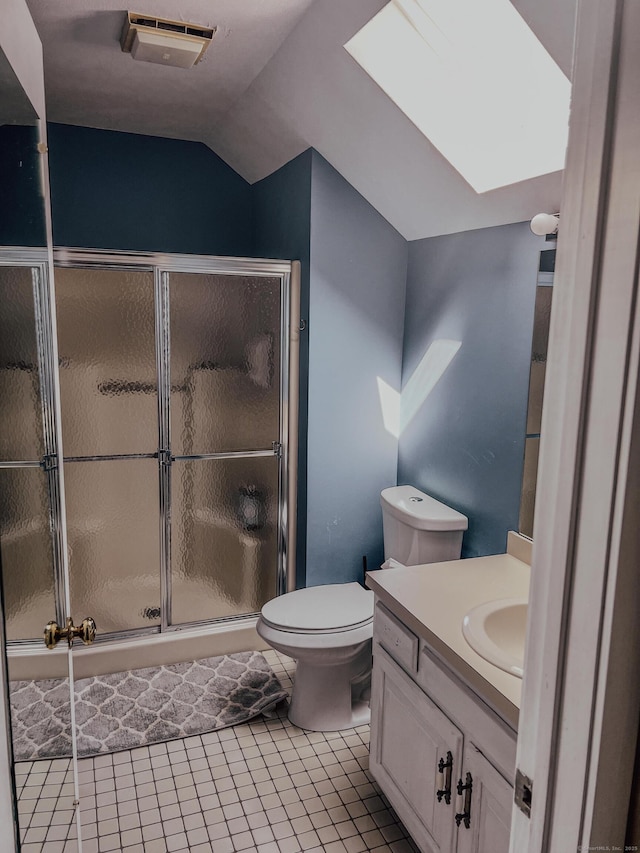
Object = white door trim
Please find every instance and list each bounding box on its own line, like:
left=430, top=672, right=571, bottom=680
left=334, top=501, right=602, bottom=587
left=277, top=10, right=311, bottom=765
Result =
left=0, top=599, right=18, bottom=850
left=0, top=3, right=75, bottom=847
left=511, top=0, right=640, bottom=849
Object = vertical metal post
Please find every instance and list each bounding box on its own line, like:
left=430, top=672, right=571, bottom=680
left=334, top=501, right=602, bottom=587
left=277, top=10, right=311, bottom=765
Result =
left=276, top=271, right=290, bottom=597
left=286, top=262, right=301, bottom=593
left=39, top=248, right=83, bottom=844
left=155, top=270, right=172, bottom=630
left=32, top=263, right=67, bottom=626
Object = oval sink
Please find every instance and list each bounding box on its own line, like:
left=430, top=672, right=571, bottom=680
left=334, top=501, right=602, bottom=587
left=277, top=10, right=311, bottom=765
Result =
left=462, top=598, right=528, bottom=678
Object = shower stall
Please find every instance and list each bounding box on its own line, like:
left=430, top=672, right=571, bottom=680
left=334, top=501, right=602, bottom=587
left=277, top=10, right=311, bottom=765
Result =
left=0, top=248, right=298, bottom=678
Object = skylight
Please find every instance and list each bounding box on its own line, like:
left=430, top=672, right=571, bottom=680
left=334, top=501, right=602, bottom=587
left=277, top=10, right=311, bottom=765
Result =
left=345, top=0, right=571, bottom=193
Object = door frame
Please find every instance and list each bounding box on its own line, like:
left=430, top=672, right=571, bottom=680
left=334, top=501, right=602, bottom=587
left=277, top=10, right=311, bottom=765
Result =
left=511, top=0, right=640, bottom=849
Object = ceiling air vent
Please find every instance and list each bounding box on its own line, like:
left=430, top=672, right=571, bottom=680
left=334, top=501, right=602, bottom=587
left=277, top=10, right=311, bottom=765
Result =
left=121, top=12, right=216, bottom=69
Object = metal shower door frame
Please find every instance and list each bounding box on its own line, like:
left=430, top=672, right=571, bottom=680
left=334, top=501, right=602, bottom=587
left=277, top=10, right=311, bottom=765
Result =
left=0, top=248, right=69, bottom=634
left=0, top=245, right=84, bottom=846
left=53, top=247, right=295, bottom=638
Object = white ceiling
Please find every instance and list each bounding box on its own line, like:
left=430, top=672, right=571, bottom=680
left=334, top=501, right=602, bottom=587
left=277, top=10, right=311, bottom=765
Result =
left=26, top=0, right=577, bottom=240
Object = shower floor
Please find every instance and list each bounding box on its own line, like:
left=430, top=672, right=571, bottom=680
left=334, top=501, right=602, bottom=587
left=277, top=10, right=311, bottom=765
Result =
left=16, top=650, right=419, bottom=853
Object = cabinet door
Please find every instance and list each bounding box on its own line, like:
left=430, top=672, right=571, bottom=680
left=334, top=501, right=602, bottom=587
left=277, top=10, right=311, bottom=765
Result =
left=370, top=646, right=463, bottom=853
left=456, top=745, right=513, bottom=853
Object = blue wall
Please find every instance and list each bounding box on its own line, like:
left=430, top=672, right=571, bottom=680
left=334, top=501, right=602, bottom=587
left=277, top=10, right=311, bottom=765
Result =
left=0, top=124, right=46, bottom=246
left=47, top=123, right=253, bottom=255
left=306, top=152, right=407, bottom=585
left=398, top=222, right=545, bottom=558
left=43, top=123, right=542, bottom=575
left=253, top=151, right=312, bottom=588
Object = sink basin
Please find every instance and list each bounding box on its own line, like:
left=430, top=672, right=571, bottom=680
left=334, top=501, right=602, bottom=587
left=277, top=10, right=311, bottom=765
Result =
left=462, top=598, right=528, bottom=678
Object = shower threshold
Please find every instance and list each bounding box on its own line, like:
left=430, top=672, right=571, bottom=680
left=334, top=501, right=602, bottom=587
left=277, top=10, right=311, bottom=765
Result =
left=6, top=614, right=269, bottom=682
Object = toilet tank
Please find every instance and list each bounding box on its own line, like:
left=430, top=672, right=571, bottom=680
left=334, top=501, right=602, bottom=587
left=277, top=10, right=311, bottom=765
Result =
left=380, top=485, right=468, bottom=566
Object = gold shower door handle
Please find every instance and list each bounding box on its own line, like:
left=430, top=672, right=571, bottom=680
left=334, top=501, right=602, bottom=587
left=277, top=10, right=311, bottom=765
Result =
left=44, top=616, right=97, bottom=649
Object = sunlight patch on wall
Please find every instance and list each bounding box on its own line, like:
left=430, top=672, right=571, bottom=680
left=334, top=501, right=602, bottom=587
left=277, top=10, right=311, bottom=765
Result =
left=378, top=339, right=461, bottom=438
left=345, top=0, right=570, bottom=193
left=377, top=377, right=402, bottom=438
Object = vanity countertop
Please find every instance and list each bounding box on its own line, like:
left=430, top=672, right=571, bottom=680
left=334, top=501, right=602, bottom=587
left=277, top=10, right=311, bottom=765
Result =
left=366, top=550, right=530, bottom=730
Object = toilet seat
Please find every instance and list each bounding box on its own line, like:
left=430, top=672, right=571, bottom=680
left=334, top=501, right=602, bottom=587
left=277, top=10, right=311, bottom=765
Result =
left=260, top=582, right=374, bottom=634
left=256, top=582, right=374, bottom=730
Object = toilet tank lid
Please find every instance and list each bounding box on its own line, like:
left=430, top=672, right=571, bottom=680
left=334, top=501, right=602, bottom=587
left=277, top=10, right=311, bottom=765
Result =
left=381, top=485, right=468, bottom=532
left=261, top=583, right=374, bottom=632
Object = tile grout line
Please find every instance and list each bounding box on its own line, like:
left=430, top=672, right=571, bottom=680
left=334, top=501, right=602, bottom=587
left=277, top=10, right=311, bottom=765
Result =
left=16, top=650, right=419, bottom=853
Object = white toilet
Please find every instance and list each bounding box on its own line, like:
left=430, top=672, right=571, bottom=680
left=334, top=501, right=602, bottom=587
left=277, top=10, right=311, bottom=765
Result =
left=256, top=485, right=468, bottom=731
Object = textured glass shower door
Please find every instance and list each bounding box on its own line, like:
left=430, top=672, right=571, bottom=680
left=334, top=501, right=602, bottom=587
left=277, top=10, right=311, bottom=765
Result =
left=0, top=249, right=293, bottom=847
left=0, top=255, right=84, bottom=845
left=54, top=266, right=161, bottom=634
left=0, top=264, right=58, bottom=641
left=2, top=254, right=291, bottom=644
left=50, top=257, right=290, bottom=637
left=167, top=272, right=283, bottom=625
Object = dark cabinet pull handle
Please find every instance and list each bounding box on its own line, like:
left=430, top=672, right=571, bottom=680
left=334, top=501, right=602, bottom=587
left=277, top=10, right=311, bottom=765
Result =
left=455, top=772, right=473, bottom=829
left=436, top=751, right=453, bottom=804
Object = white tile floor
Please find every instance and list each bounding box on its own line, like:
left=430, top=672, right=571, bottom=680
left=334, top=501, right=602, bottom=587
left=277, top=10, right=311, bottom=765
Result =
left=15, top=651, right=418, bottom=853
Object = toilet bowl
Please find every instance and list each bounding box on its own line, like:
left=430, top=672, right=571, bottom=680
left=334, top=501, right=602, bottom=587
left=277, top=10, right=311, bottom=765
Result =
left=256, top=583, right=374, bottom=732
left=258, top=485, right=468, bottom=732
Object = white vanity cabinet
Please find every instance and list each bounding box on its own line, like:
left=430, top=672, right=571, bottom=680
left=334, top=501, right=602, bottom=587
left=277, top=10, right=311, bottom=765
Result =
left=370, top=602, right=516, bottom=853
left=371, top=647, right=463, bottom=853
left=456, top=745, right=512, bottom=853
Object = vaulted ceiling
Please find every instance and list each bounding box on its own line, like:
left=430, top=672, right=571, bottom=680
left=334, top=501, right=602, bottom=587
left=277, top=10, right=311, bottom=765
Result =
left=26, top=0, right=577, bottom=240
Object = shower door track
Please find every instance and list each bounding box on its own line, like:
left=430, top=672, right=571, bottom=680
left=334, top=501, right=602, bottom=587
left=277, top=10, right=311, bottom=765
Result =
left=0, top=247, right=299, bottom=649
left=6, top=609, right=263, bottom=650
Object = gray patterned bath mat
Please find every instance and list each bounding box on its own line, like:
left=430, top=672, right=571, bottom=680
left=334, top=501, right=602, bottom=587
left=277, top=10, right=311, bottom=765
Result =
left=10, top=651, right=288, bottom=761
